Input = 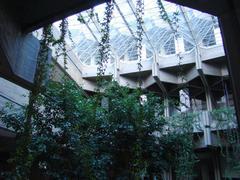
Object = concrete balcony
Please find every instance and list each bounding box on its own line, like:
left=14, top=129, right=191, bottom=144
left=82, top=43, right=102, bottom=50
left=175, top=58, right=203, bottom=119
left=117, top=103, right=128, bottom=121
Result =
left=193, top=108, right=238, bottom=148
left=200, top=45, right=225, bottom=62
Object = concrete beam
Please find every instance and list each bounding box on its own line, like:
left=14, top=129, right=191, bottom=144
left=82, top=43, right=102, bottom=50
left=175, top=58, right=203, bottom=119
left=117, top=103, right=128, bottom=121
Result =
left=185, top=67, right=198, bottom=81
left=142, top=75, right=155, bottom=88
left=152, top=62, right=167, bottom=95
left=1, top=0, right=108, bottom=33
left=119, top=60, right=152, bottom=75
left=158, top=50, right=195, bottom=69
left=119, top=76, right=138, bottom=89
left=202, top=63, right=222, bottom=76
left=199, top=45, right=225, bottom=62
left=165, top=0, right=230, bottom=16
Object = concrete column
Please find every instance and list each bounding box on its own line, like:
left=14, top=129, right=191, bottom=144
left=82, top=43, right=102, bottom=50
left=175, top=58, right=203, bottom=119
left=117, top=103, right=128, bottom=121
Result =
left=163, top=168, right=172, bottom=180
left=213, top=156, right=221, bottom=180
left=142, top=44, right=147, bottom=60
left=113, top=55, right=120, bottom=82
left=203, top=111, right=212, bottom=146
left=213, top=27, right=223, bottom=45
left=201, top=164, right=210, bottom=180
left=195, top=46, right=215, bottom=111
left=205, top=90, right=213, bottom=111
left=219, top=10, right=240, bottom=128
left=164, top=97, right=170, bottom=117
left=175, top=36, right=185, bottom=54
left=204, top=91, right=213, bottom=146
left=222, top=80, right=230, bottom=107
left=179, top=88, right=190, bottom=112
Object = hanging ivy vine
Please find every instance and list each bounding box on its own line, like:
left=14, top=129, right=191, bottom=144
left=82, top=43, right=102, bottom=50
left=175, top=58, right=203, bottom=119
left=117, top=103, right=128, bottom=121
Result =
left=77, top=9, right=97, bottom=24
left=136, top=0, right=144, bottom=71
left=135, top=0, right=145, bottom=87
left=0, top=18, right=71, bottom=179
left=53, top=18, right=69, bottom=71
left=156, top=0, right=179, bottom=34
left=97, top=1, right=114, bottom=81
left=0, top=25, right=55, bottom=179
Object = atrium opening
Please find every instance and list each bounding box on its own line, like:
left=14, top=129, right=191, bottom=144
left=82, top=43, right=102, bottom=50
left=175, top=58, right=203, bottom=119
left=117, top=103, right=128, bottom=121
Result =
left=0, top=0, right=239, bottom=179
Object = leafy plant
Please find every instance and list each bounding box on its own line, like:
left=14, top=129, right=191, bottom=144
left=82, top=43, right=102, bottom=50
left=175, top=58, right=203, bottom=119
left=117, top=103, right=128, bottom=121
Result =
left=1, top=25, right=56, bottom=179
left=211, top=107, right=240, bottom=175
left=0, top=6, right=197, bottom=179
left=166, top=112, right=197, bottom=180
left=1, top=80, right=198, bottom=179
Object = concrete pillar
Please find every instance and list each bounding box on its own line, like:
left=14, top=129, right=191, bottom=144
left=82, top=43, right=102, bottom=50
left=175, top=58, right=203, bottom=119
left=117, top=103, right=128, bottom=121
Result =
left=213, top=156, right=221, bottom=180
left=113, top=55, right=120, bottom=82
left=163, top=168, right=172, bottom=180
left=204, top=91, right=213, bottom=146
left=201, top=164, right=210, bottom=180
left=219, top=10, right=240, bottom=128
left=142, top=44, right=147, bottom=60
left=175, top=36, right=185, bottom=54
left=203, top=111, right=212, bottom=146
left=164, top=97, right=170, bottom=117
left=179, top=88, right=190, bottom=112
left=213, top=27, right=223, bottom=45
left=195, top=45, right=215, bottom=111
left=205, top=90, right=213, bottom=111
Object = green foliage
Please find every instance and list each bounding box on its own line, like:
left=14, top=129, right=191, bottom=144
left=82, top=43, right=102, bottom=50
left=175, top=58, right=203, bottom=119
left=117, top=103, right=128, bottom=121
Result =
left=1, top=80, right=197, bottom=179
left=0, top=9, right=196, bottom=179
left=2, top=25, right=57, bottom=179
left=166, top=113, right=197, bottom=180
left=211, top=107, right=240, bottom=175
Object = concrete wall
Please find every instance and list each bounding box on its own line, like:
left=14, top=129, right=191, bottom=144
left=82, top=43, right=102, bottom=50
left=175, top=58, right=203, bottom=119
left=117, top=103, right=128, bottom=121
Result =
left=0, top=78, right=29, bottom=108
left=0, top=77, right=29, bottom=137
left=0, top=6, right=40, bottom=89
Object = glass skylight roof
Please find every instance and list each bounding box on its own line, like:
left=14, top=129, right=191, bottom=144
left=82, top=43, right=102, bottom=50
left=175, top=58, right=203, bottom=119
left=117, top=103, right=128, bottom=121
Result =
left=54, top=0, right=221, bottom=66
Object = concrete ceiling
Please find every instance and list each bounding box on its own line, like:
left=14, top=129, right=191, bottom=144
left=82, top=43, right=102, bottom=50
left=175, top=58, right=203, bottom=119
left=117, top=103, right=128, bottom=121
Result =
left=165, top=0, right=231, bottom=16
left=2, top=0, right=108, bottom=32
